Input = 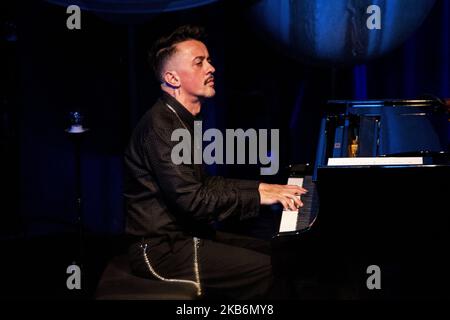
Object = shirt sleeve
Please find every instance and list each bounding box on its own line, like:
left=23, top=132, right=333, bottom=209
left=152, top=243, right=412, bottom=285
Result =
left=141, top=126, right=260, bottom=223
left=224, top=178, right=261, bottom=190
left=200, top=163, right=261, bottom=190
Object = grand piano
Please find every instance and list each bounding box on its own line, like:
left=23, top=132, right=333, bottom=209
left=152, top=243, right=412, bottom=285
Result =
left=273, top=98, right=450, bottom=299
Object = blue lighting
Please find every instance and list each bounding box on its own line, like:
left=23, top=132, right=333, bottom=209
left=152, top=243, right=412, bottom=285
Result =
left=45, top=0, right=220, bottom=13
left=251, top=0, right=436, bottom=65
left=353, top=64, right=368, bottom=99
left=441, top=0, right=450, bottom=97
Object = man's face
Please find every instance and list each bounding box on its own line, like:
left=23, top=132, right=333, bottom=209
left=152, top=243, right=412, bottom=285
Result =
left=165, top=39, right=216, bottom=99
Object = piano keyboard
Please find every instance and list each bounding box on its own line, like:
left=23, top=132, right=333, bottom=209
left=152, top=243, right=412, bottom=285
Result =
left=278, top=175, right=319, bottom=235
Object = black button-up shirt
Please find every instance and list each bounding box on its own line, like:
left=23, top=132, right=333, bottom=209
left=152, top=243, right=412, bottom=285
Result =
left=124, top=92, right=260, bottom=242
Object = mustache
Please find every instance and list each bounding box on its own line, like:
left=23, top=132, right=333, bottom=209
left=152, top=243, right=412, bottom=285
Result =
left=204, top=76, right=215, bottom=84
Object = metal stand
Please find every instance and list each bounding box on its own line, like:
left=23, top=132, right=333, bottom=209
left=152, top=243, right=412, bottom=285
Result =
left=66, top=112, right=89, bottom=293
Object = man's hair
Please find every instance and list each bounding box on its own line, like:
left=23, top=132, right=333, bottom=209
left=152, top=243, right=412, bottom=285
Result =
left=149, top=25, right=206, bottom=83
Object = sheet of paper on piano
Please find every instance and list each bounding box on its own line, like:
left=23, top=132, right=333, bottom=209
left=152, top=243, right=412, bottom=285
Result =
left=327, top=157, right=423, bottom=166
left=279, top=177, right=303, bottom=233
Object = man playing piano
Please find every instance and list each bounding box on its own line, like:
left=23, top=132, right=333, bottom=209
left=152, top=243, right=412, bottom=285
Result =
left=124, top=25, right=307, bottom=299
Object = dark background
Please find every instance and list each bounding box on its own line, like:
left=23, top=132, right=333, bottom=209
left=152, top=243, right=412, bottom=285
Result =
left=0, top=0, right=449, bottom=299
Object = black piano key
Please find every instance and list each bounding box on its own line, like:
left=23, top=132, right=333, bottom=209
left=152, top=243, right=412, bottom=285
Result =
left=295, top=176, right=319, bottom=231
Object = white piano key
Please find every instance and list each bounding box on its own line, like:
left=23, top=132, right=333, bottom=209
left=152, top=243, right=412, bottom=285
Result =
left=287, top=177, right=304, bottom=189
left=279, top=210, right=299, bottom=232
left=278, top=177, right=304, bottom=232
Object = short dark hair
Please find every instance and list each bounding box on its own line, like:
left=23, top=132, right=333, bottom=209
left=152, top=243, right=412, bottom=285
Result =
left=149, top=25, right=206, bottom=83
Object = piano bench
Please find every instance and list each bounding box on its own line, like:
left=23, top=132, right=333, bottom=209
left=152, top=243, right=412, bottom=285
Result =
left=95, top=254, right=198, bottom=300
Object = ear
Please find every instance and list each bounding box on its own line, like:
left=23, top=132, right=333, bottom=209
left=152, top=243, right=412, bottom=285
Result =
left=162, top=71, right=180, bottom=88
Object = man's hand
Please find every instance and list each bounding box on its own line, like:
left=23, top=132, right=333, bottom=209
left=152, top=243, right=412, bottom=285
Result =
left=258, top=183, right=308, bottom=211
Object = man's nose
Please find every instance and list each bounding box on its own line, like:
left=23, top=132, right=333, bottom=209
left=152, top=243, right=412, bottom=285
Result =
left=207, top=61, right=215, bottom=74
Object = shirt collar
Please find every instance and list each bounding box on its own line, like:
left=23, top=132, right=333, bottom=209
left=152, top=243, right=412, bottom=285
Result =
left=161, top=92, right=202, bottom=131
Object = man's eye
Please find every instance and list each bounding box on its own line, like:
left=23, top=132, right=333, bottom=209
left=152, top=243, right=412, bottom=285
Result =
left=196, top=61, right=203, bottom=66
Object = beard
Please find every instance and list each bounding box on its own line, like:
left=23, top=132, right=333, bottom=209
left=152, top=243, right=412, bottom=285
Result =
left=204, top=86, right=216, bottom=98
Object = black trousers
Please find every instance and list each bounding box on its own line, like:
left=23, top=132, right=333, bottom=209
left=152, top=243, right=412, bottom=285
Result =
left=128, top=231, right=276, bottom=300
